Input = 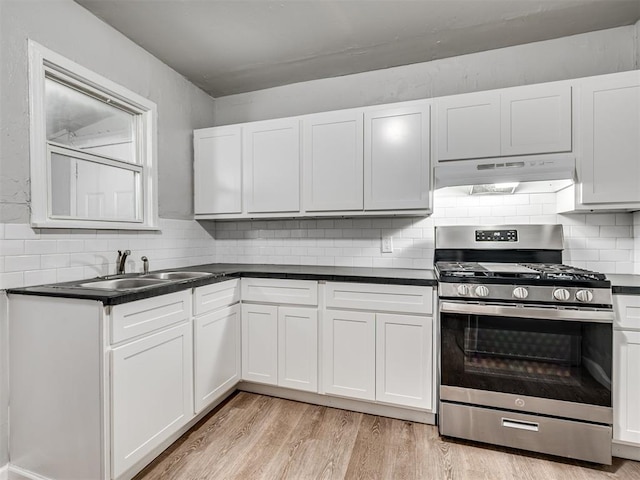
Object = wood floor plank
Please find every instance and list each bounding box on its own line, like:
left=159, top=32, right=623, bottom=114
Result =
left=136, top=393, right=640, bottom=480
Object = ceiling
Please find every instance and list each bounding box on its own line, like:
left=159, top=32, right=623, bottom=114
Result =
left=76, top=0, right=640, bottom=98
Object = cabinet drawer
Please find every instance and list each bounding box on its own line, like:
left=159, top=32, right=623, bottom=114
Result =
left=241, top=278, right=318, bottom=306
left=614, top=295, right=640, bottom=330
left=325, top=282, right=432, bottom=314
left=194, top=279, right=240, bottom=315
left=111, top=290, right=191, bottom=344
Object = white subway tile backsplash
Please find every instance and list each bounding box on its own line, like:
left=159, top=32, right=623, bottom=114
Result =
left=0, top=240, right=24, bottom=256
left=5, top=255, right=40, bottom=272
left=0, top=219, right=216, bottom=290
left=4, top=224, right=38, bottom=240
left=24, top=269, right=57, bottom=287
left=24, top=240, right=57, bottom=255
left=1, top=193, right=638, bottom=289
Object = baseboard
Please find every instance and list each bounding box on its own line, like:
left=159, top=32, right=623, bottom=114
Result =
left=7, top=465, right=52, bottom=480
left=238, top=382, right=437, bottom=425
left=613, top=440, right=640, bottom=461
left=0, top=464, right=7, bottom=480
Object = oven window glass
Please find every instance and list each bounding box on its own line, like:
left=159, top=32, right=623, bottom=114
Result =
left=441, top=313, right=611, bottom=407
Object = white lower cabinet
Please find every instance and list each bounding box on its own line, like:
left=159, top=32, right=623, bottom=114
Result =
left=242, top=303, right=279, bottom=384
left=376, top=313, right=433, bottom=410
left=242, top=302, right=319, bottom=391
left=278, top=306, right=318, bottom=391
left=322, top=283, right=435, bottom=411
left=194, top=304, right=241, bottom=413
left=323, top=309, right=376, bottom=400
left=111, top=322, right=194, bottom=478
left=614, top=330, right=640, bottom=444
left=613, top=294, right=640, bottom=447
left=241, top=278, right=319, bottom=391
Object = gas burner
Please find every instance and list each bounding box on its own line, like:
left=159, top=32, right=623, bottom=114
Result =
left=520, top=263, right=608, bottom=282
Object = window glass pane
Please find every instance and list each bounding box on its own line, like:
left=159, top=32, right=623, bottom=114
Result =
left=51, top=152, right=140, bottom=221
left=45, top=77, right=136, bottom=164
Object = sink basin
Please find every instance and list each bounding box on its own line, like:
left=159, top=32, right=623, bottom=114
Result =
left=77, top=278, right=171, bottom=290
left=142, top=271, right=215, bottom=280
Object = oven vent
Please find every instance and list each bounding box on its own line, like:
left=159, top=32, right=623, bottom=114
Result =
left=469, top=183, right=518, bottom=195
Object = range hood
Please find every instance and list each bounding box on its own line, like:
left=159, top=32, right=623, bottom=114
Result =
left=434, top=155, right=576, bottom=189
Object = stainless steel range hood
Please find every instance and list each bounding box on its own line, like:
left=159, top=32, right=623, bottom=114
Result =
left=434, top=155, right=576, bottom=189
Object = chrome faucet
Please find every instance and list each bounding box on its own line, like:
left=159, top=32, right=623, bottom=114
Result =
left=116, top=250, right=131, bottom=275
left=141, top=256, right=149, bottom=274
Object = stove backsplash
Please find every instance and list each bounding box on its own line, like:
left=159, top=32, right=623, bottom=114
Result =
left=215, top=191, right=637, bottom=275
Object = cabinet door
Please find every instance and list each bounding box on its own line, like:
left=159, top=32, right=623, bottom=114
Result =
left=580, top=71, right=640, bottom=205
left=303, top=110, right=363, bottom=211
left=243, top=118, right=300, bottom=213
left=364, top=102, right=430, bottom=210
left=614, top=330, right=640, bottom=444
left=322, top=309, right=375, bottom=400
left=376, top=313, right=432, bottom=410
left=278, top=306, right=318, bottom=392
left=194, top=304, right=241, bottom=413
left=194, top=126, right=242, bottom=215
left=111, top=322, right=193, bottom=479
left=242, top=303, right=278, bottom=385
left=501, top=83, right=572, bottom=156
left=436, top=91, right=500, bottom=161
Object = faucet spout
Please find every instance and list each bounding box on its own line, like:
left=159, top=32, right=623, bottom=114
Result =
left=117, top=249, right=131, bottom=275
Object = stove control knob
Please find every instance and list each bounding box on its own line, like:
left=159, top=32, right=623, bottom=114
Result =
left=475, top=286, right=489, bottom=298
left=457, top=285, right=470, bottom=296
left=576, top=289, right=594, bottom=303
left=513, top=287, right=529, bottom=299
left=553, top=288, right=571, bottom=301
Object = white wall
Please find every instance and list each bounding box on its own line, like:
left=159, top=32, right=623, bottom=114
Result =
left=0, top=0, right=217, bottom=223
left=214, top=190, right=636, bottom=275
left=213, top=25, right=637, bottom=125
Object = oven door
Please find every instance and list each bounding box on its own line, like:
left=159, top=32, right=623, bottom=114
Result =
left=440, top=301, right=613, bottom=423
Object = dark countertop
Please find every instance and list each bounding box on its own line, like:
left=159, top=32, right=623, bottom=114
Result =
left=7, top=263, right=438, bottom=306
left=608, top=274, right=640, bottom=296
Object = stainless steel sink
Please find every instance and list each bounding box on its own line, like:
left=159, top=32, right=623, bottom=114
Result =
left=142, top=271, right=215, bottom=280
left=77, top=277, right=171, bottom=290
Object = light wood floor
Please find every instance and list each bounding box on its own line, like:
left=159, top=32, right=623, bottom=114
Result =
left=135, top=392, right=640, bottom=480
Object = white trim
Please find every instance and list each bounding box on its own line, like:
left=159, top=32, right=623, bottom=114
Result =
left=0, top=464, right=7, bottom=480
left=6, top=465, right=52, bottom=480
left=27, top=39, right=158, bottom=230
left=237, top=382, right=437, bottom=425
left=613, top=440, right=640, bottom=461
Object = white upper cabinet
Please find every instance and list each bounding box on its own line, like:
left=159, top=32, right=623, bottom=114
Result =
left=243, top=118, right=301, bottom=213
left=578, top=70, right=640, bottom=205
left=435, top=83, right=571, bottom=162
left=501, top=83, right=572, bottom=156
left=364, top=102, right=431, bottom=210
left=194, top=126, right=242, bottom=215
left=303, top=110, right=364, bottom=212
left=436, top=91, right=501, bottom=161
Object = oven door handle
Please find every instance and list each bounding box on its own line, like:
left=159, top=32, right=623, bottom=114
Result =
left=439, top=301, right=614, bottom=323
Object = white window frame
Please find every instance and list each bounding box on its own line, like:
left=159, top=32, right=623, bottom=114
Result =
left=28, top=40, right=158, bottom=230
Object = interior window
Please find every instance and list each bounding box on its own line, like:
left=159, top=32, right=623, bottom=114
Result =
left=29, top=40, right=158, bottom=229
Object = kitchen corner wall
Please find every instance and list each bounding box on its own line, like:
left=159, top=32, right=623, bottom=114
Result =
left=0, top=1, right=219, bottom=469
left=213, top=190, right=636, bottom=275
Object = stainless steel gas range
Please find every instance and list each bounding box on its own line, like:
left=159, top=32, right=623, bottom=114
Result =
left=435, top=225, right=614, bottom=464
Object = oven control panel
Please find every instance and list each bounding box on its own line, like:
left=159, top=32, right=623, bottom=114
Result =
left=475, top=229, right=518, bottom=242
